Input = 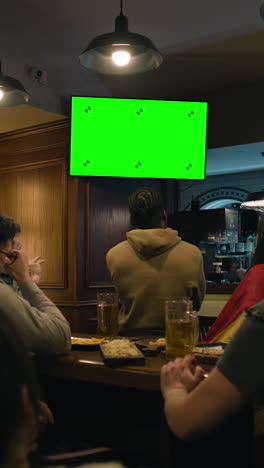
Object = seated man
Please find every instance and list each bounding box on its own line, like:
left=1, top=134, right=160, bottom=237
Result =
left=0, top=212, right=71, bottom=355
left=0, top=308, right=125, bottom=468
left=0, top=229, right=45, bottom=290
left=106, top=187, right=206, bottom=335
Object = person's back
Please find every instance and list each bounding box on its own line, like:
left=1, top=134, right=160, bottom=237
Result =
left=106, top=188, right=206, bottom=334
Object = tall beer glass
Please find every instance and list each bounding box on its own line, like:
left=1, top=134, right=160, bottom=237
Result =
left=97, top=292, right=119, bottom=338
left=165, top=299, right=195, bottom=359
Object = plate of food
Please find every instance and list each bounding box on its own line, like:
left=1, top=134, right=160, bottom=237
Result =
left=99, top=339, right=145, bottom=367
left=135, top=337, right=166, bottom=355
left=71, top=337, right=108, bottom=350
left=193, top=345, right=224, bottom=365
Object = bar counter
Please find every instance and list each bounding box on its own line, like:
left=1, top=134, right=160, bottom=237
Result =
left=36, top=334, right=215, bottom=392
left=36, top=347, right=164, bottom=392
left=36, top=337, right=253, bottom=468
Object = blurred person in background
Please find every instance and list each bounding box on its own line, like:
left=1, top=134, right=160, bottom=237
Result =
left=202, top=216, right=264, bottom=344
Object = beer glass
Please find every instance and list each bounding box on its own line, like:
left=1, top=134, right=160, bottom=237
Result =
left=190, top=311, right=200, bottom=349
left=97, top=292, right=119, bottom=338
left=165, top=299, right=196, bottom=359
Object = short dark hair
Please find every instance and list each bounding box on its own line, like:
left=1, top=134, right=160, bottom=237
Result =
left=128, top=187, right=163, bottom=228
left=0, top=310, right=41, bottom=464
left=0, top=213, right=21, bottom=247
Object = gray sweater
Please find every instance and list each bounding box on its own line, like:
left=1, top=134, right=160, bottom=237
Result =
left=217, top=300, right=264, bottom=404
left=0, top=278, right=71, bottom=355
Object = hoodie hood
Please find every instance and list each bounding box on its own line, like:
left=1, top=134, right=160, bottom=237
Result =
left=126, top=228, right=181, bottom=258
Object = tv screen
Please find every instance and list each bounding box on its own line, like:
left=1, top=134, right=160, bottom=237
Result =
left=70, top=96, right=207, bottom=179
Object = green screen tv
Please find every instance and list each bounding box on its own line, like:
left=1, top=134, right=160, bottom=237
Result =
left=70, top=96, right=207, bottom=179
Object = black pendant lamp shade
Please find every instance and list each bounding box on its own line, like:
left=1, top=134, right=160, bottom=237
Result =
left=0, top=62, right=30, bottom=107
left=79, top=2, right=163, bottom=74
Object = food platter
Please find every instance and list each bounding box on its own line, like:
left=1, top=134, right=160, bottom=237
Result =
left=193, top=345, right=224, bottom=365
left=135, top=338, right=166, bottom=356
left=71, top=336, right=108, bottom=350
left=99, top=339, right=145, bottom=367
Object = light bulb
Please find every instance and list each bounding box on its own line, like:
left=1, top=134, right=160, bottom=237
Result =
left=0, top=89, right=3, bottom=100
left=112, top=51, right=131, bottom=67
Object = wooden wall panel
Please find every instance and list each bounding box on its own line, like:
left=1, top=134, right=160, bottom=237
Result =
left=86, top=177, right=162, bottom=289
left=0, top=162, right=66, bottom=287
left=0, top=118, right=179, bottom=332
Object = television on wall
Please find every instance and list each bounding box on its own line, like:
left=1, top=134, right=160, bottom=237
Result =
left=69, top=96, right=207, bottom=179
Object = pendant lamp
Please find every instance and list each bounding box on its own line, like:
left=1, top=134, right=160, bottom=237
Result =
left=241, top=192, right=264, bottom=210
left=79, top=0, right=163, bottom=74
left=0, top=61, right=30, bottom=107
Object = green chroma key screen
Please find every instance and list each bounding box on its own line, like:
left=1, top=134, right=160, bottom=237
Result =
left=70, top=96, right=207, bottom=179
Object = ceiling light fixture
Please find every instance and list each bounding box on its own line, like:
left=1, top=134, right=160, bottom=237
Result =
left=241, top=192, right=264, bottom=210
left=0, top=61, right=30, bottom=107
left=79, top=0, right=163, bottom=74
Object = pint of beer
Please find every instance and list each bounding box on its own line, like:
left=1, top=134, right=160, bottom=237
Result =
left=97, top=292, right=119, bottom=338
left=165, top=299, right=197, bottom=359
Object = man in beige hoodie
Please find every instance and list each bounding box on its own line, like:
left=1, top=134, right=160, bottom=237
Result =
left=106, top=187, right=206, bottom=335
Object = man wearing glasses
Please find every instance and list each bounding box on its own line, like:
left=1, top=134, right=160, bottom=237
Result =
left=0, top=212, right=71, bottom=355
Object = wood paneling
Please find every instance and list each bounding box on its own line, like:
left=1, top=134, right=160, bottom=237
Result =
left=0, top=162, right=66, bottom=287
left=0, top=118, right=178, bottom=332
left=87, top=177, right=162, bottom=289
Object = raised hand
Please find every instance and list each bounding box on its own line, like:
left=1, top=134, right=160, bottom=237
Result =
left=5, top=250, right=30, bottom=285
left=29, top=256, right=46, bottom=284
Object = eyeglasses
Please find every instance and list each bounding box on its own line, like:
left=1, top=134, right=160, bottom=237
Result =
left=0, top=250, right=18, bottom=265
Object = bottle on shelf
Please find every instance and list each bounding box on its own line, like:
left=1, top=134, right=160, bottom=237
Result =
left=220, top=244, right=227, bottom=255
left=229, top=243, right=235, bottom=254
left=246, top=234, right=254, bottom=254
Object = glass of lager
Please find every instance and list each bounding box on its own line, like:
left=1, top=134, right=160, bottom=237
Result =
left=97, top=292, right=119, bottom=338
left=165, top=299, right=196, bottom=360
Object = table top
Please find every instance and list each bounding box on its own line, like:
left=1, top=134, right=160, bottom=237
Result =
left=36, top=334, right=213, bottom=392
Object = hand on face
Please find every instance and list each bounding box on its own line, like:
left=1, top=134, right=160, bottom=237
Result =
left=12, top=236, right=23, bottom=251
left=9, top=237, right=46, bottom=285
left=5, top=250, right=30, bottom=286
left=160, top=354, right=205, bottom=398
